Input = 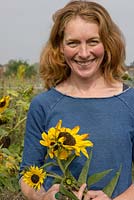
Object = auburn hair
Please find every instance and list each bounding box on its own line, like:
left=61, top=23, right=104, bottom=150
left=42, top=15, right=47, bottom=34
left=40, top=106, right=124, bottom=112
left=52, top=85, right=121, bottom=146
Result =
left=40, top=0, right=126, bottom=89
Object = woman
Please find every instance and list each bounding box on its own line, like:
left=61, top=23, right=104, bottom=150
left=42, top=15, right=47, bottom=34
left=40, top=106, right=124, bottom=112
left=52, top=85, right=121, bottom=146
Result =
left=20, top=1, right=134, bottom=199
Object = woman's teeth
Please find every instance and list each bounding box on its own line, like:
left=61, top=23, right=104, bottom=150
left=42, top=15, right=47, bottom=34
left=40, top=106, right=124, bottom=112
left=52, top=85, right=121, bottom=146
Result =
left=75, top=59, right=95, bottom=65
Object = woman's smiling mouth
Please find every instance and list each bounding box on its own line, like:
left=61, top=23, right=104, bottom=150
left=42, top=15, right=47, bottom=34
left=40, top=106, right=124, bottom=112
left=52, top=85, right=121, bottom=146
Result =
left=73, top=58, right=96, bottom=66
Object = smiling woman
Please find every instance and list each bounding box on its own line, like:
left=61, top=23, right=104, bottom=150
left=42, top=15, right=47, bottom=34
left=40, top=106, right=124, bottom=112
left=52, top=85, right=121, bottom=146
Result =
left=19, top=1, right=134, bottom=200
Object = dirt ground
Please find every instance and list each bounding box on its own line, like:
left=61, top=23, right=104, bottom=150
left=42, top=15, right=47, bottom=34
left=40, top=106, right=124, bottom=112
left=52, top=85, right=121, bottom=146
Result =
left=0, top=191, right=26, bottom=200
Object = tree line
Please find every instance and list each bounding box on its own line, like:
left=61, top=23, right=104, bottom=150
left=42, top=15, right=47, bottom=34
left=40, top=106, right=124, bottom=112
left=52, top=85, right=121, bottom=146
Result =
left=0, top=59, right=39, bottom=78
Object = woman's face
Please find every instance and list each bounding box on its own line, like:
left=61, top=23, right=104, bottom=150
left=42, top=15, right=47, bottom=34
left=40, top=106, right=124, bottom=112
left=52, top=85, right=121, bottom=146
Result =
left=60, top=16, right=105, bottom=81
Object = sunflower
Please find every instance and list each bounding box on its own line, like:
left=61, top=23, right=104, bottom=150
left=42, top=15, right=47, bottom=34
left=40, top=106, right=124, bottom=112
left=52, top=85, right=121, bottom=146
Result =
left=40, top=120, right=72, bottom=160
left=58, top=125, right=93, bottom=158
left=40, top=120, right=93, bottom=159
left=0, top=96, right=10, bottom=113
left=23, top=166, right=47, bottom=190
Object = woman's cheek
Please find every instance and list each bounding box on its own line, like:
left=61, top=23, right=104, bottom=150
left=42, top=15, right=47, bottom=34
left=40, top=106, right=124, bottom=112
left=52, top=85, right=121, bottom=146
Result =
left=93, top=44, right=105, bottom=57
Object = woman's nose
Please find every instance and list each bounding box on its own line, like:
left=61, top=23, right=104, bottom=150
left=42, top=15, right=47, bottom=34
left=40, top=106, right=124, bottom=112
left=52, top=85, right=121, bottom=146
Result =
left=78, top=44, right=90, bottom=58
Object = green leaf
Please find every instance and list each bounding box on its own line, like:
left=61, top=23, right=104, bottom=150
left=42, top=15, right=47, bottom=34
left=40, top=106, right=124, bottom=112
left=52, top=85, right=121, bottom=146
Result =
left=78, top=150, right=92, bottom=184
left=7, top=89, right=19, bottom=97
left=87, top=169, right=113, bottom=188
left=64, top=154, right=76, bottom=171
left=0, top=128, right=8, bottom=139
left=1, top=148, right=11, bottom=155
left=103, top=165, right=122, bottom=197
left=60, top=183, right=79, bottom=200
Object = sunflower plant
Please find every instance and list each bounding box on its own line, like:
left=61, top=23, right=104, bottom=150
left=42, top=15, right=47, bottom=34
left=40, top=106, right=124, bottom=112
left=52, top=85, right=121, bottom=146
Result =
left=0, top=84, right=36, bottom=193
left=22, top=120, right=122, bottom=200
left=0, top=96, right=10, bottom=114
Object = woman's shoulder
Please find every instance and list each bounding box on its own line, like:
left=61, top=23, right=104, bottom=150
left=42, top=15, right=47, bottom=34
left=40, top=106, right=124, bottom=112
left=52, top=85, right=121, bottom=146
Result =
left=30, top=87, right=64, bottom=108
left=122, top=86, right=134, bottom=96
left=118, top=86, right=134, bottom=112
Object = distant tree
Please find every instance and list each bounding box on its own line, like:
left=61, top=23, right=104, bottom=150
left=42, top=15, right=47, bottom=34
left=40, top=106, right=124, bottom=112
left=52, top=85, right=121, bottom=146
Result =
left=4, top=59, right=37, bottom=78
left=25, top=64, right=37, bottom=78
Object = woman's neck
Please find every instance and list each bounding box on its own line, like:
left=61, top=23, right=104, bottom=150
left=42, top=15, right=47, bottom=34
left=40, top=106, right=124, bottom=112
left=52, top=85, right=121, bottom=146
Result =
left=56, top=76, right=123, bottom=98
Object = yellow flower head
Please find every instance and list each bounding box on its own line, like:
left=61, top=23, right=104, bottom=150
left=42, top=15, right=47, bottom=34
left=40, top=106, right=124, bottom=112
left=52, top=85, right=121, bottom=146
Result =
left=23, top=166, right=47, bottom=190
left=0, top=96, right=10, bottom=113
left=59, top=124, right=93, bottom=158
left=40, top=120, right=93, bottom=159
left=40, top=120, right=71, bottom=159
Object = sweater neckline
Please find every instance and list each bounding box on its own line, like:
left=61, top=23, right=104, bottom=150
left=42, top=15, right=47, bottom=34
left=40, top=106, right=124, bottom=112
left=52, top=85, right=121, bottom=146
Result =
left=52, top=85, right=131, bottom=100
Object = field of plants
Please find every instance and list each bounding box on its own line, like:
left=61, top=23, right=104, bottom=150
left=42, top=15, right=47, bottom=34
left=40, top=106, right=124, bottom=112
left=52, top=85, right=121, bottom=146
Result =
left=0, top=75, right=43, bottom=200
left=0, top=69, right=134, bottom=200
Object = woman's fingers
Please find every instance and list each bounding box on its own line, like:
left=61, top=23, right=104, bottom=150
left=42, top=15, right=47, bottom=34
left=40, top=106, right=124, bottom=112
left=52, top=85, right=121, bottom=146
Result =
left=73, top=183, right=87, bottom=200
left=42, top=184, right=60, bottom=200
left=83, top=190, right=111, bottom=200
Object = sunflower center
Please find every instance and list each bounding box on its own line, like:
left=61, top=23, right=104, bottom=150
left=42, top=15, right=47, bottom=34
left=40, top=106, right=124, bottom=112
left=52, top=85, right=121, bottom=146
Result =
left=50, top=142, right=58, bottom=151
left=31, top=174, right=39, bottom=183
left=66, top=178, right=72, bottom=185
left=53, top=145, right=59, bottom=151
left=50, top=142, right=55, bottom=146
left=58, top=132, right=76, bottom=146
left=0, top=101, right=6, bottom=107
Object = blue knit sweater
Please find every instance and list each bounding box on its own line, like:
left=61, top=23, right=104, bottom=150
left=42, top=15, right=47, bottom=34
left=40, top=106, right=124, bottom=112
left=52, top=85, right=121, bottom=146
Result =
left=20, top=87, right=134, bottom=198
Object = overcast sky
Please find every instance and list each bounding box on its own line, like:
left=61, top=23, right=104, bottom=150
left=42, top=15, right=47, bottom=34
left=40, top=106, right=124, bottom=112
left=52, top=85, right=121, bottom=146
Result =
left=0, top=0, right=133, bottom=65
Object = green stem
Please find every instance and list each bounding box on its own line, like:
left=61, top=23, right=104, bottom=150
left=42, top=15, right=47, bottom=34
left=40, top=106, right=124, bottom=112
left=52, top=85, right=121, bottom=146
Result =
left=57, top=157, right=65, bottom=174
left=40, top=161, right=58, bottom=169
left=9, top=116, right=26, bottom=134
left=47, top=173, right=63, bottom=181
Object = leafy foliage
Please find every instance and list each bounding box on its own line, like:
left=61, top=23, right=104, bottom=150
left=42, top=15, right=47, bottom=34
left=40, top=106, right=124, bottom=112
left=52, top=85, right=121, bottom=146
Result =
left=0, top=76, right=41, bottom=193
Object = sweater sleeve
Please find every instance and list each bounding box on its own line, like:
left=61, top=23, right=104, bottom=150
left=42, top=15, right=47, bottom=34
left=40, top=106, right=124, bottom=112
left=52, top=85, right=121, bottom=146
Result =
left=117, top=88, right=134, bottom=162
left=19, top=95, right=48, bottom=175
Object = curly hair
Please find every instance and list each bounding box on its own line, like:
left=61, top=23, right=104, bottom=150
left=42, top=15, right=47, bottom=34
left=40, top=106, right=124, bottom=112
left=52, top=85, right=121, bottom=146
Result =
left=40, top=0, right=126, bottom=89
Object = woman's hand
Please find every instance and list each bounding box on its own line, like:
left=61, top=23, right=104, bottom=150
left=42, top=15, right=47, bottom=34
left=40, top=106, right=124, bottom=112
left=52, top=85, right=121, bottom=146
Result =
left=74, top=183, right=112, bottom=200
left=83, top=190, right=112, bottom=200
left=43, top=183, right=111, bottom=200
left=42, top=184, right=60, bottom=200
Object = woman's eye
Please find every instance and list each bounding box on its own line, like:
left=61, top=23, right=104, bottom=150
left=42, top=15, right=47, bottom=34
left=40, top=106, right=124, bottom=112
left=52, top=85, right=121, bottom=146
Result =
left=67, top=41, right=79, bottom=47
left=88, top=40, right=99, bottom=46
